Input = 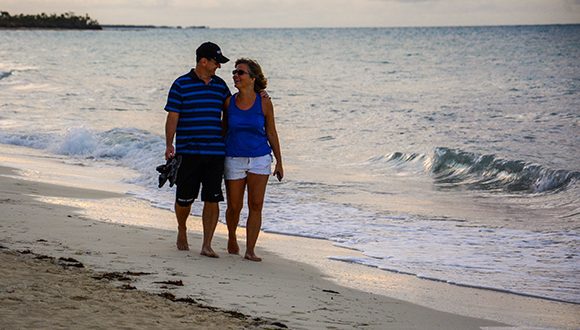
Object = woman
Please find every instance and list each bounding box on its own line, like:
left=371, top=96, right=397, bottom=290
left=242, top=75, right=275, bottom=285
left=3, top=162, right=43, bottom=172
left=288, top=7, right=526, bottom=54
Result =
left=224, top=58, right=283, bottom=262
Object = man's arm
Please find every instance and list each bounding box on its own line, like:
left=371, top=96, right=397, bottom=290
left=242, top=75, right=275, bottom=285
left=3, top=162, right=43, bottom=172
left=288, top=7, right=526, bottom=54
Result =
left=165, top=112, right=179, bottom=160
left=222, top=96, right=231, bottom=137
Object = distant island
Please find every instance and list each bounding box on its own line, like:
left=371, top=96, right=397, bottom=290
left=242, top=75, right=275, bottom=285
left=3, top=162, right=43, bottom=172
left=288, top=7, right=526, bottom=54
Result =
left=0, top=11, right=208, bottom=30
left=0, top=11, right=102, bottom=29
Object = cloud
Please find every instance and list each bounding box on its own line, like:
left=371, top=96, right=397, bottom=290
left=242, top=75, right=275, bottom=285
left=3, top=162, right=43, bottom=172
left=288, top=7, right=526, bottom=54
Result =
left=373, top=0, right=439, bottom=2
left=1, top=0, right=578, bottom=27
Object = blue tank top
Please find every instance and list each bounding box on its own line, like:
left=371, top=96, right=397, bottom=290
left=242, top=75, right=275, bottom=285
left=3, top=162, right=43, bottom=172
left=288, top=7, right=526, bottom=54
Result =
left=225, top=93, right=272, bottom=157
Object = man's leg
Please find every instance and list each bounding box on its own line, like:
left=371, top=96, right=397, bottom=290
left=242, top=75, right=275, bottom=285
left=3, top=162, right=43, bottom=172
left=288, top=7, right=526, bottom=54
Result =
left=200, top=201, right=219, bottom=258
left=175, top=203, right=191, bottom=250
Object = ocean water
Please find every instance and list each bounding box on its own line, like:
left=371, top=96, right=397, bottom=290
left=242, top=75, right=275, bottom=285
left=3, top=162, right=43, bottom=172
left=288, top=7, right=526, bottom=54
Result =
left=0, top=25, right=579, bottom=304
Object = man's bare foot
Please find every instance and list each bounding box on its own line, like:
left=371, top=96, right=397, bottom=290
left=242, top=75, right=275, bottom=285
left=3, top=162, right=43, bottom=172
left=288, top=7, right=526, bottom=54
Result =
left=200, top=247, right=219, bottom=258
left=176, top=230, right=189, bottom=251
left=228, top=238, right=240, bottom=255
left=244, top=252, right=262, bottom=262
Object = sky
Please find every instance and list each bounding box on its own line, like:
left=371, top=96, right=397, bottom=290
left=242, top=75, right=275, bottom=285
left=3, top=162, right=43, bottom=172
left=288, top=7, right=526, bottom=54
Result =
left=1, top=0, right=580, bottom=28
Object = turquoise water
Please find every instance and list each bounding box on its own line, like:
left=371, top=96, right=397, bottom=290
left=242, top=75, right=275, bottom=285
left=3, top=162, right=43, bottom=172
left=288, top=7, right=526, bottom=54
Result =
left=0, top=25, right=578, bottom=303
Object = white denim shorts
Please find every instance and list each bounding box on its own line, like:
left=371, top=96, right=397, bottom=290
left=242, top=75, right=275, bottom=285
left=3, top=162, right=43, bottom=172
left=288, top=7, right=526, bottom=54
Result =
left=224, top=154, right=272, bottom=180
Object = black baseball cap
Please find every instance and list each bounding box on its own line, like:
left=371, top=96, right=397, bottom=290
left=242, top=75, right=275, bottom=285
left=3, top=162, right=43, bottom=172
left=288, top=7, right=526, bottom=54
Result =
left=196, top=42, right=229, bottom=64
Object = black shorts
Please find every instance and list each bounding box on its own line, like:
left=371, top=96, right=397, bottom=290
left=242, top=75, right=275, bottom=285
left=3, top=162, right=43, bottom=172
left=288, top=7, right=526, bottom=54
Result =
left=175, top=154, right=224, bottom=206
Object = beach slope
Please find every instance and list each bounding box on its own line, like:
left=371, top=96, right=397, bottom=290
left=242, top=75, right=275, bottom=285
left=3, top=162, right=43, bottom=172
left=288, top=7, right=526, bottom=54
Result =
left=0, top=163, right=505, bottom=329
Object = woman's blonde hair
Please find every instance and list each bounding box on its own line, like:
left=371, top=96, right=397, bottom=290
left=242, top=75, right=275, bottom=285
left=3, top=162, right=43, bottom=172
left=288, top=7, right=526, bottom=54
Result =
left=235, top=58, right=267, bottom=93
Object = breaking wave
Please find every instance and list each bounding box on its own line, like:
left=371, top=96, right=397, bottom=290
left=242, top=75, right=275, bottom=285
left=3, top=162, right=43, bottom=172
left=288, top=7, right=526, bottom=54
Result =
left=0, top=127, right=165, bottom=187
left=386, top=147, right=579, bottom=194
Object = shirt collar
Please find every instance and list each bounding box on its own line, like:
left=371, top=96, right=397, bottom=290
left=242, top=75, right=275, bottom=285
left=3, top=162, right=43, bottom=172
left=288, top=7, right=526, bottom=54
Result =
left=189, top=68, right=213, bottom=84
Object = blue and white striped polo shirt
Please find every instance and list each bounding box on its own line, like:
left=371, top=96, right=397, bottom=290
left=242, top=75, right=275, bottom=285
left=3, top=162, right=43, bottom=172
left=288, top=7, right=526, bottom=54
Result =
left=165, top=70, right=231, bottom=156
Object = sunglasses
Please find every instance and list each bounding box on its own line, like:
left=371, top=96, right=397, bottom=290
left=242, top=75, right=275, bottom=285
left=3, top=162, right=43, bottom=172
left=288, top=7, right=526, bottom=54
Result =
left=232, top=69, right=250, bottom=76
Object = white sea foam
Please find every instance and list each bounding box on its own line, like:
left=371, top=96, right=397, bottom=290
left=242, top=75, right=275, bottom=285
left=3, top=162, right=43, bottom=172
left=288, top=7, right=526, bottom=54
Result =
left=54, top=127, right=97, bottom=156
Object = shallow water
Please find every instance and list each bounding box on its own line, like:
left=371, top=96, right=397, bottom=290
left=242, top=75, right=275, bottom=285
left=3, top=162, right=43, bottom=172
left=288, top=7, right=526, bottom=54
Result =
left=0, top=25, right=578, bottom=303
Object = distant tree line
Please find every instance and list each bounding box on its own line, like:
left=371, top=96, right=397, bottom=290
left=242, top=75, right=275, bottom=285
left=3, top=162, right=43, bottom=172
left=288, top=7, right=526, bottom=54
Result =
left=0, top=11, right=102, bottom=29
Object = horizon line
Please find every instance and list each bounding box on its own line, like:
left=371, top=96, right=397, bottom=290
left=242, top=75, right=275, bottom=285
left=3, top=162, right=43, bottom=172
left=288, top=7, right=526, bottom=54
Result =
left=101, top=22, right=580, bottom=30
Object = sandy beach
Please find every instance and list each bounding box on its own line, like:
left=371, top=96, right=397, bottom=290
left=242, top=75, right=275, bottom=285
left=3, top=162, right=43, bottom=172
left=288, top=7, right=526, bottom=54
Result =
left=1, top=144, right=579, bottom=329
left=0, top=249, right=273, bottom=329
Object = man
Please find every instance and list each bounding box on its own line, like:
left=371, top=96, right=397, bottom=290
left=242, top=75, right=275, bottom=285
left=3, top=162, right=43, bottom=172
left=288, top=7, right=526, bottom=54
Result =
left=164, top=41, right=231, bottom=257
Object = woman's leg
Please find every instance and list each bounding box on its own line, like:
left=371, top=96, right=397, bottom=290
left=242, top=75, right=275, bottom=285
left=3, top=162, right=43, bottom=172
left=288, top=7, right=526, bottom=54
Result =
left=225, top=178, right=246, bottom=254
left=245, top=173, right=269, bottom=261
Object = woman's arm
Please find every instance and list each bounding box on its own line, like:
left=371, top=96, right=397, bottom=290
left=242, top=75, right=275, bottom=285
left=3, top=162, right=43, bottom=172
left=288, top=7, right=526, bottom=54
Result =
left=263, top=97, right=283, bottom=181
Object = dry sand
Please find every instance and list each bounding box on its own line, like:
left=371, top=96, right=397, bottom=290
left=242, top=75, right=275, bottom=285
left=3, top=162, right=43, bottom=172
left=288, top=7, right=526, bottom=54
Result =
left=0, top=249, right=274, bottom=329
left=1, top=145, right=579, bottom=329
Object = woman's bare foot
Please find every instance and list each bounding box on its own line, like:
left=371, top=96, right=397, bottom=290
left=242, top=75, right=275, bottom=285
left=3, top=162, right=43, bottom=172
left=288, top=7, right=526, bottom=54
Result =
left=176, top=229, right=189, bottom=251
left=200, top=247, right=219, bottom=258
left=228, top=238, right=240, bottom=255
left=244, top=252, right=262, bottom=262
